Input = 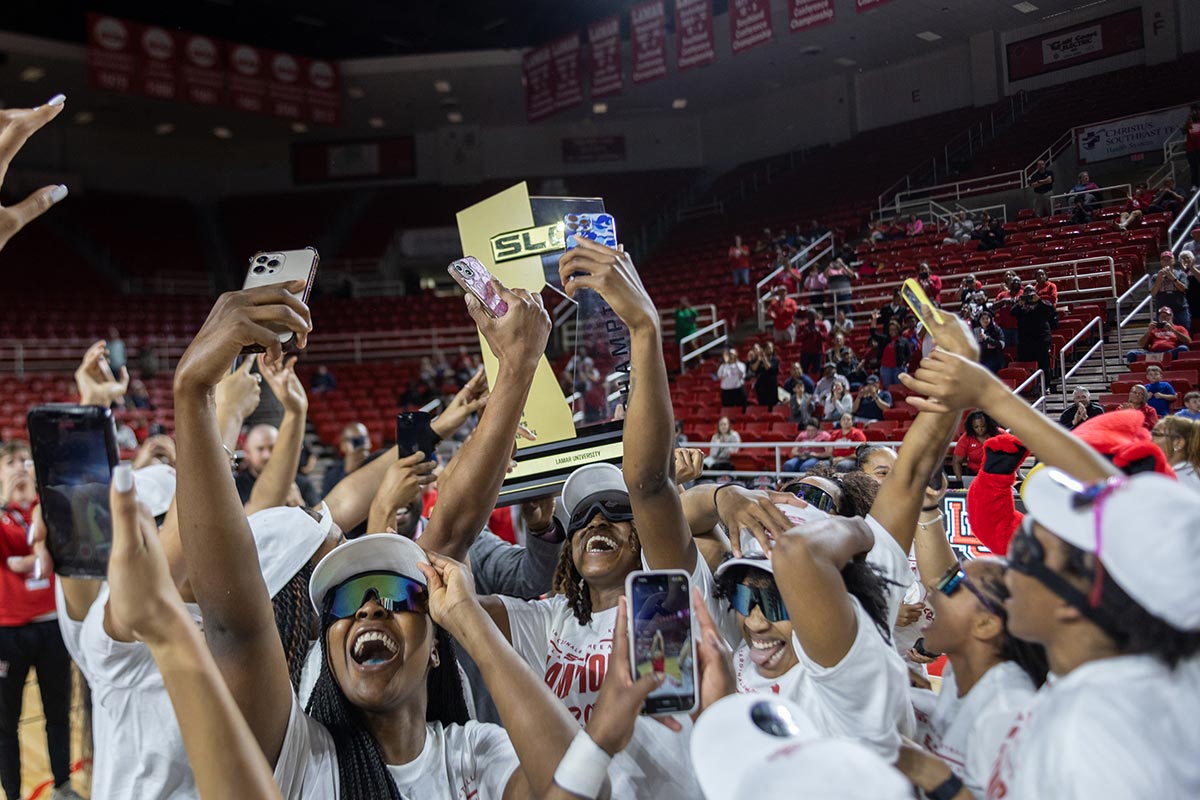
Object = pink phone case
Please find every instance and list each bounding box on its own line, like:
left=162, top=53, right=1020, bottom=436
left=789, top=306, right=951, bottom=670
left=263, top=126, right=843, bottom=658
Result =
left=449, top=257, right=508, bottom=317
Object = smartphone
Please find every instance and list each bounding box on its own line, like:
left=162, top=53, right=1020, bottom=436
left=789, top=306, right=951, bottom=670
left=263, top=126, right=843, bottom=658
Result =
left=564, top=213, right=617, bottom=250
left=448, top=256, right=508, bottom=318
left=900, top=278, right=944, bottom=327
left=241, top=247, right=320, bottom=353
left=396, top=412, right=438, bottom=462
left=26, top=405, right=120, bottom=578
left=625, top=569, right=697, bottom=716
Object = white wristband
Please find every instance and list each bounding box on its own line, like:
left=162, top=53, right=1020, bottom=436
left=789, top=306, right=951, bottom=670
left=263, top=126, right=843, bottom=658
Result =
left=553, top=730, right=612, bottom=799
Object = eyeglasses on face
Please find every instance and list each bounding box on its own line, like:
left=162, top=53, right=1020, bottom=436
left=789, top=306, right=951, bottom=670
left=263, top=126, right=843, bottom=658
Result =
left=934, top=564, right=1005, bottom=618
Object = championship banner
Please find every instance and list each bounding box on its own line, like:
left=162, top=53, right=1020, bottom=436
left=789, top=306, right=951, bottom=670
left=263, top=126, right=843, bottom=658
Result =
left=731, top=0, right=774, bottom=54
left=1077, top=106, right=1190, bottom=164
left=179, top=33, right=225, bottom=106
left=302, top=58, right=341, bottom=125
left=631, top=0, right=668, bottom=84
left=588, top=15, right=624, bottom=98
left=227, top=43, right=269, bottom=115
left=265, top=51, right=305, bottom=119
left=457, top=183, right=628, bottom=504
left=676, top=0, right=715, bottom=71
left=86, top=14, right=144, bottom=95
left=138, top=25, right=179, bottom=101
left=550, top=34, right=584, bottom=114
left=523, top=44, right=555, bottom=122
left=1006, top=8, right=1143, bottom=82
left=788, top=0, right=836, bottom=34
left=856, top=0, right=897, bottom=11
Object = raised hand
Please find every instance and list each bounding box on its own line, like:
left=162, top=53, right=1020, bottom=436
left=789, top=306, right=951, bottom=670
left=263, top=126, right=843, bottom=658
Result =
left=520, top=494, right=558, bottom=534
left=673, top=448, right=704, bottom=486
left=75, top=339, right=130, bottom=407
left=214, top=357, right=262, bottom=425
left=132, top=435, right=177, bottom=469
left=369, top=452, right=437, bottom=532
left=915, top=307, right=980, bottom=361
left=466, top=279, right=551, bottom=372
left=558, top=239, right=658, bottom=332
left=174, top=282, right=311, bottom=396
left=586, top=597, right=665, bottom=753
left=900, top=349, right=1000, bottom=414
left=257, top=353, right=307, bottom=415
left=417, top=551, right=484, bottom=639
left=432, top=367, right=489, bottom=438
left=0, top=96, right=68, bottom=254
left=716, top=487, right=808, bottom=557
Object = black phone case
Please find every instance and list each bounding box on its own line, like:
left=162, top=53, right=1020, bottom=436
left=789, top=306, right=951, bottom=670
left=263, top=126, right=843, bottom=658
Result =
left=396, top=412, right=437, bottom=462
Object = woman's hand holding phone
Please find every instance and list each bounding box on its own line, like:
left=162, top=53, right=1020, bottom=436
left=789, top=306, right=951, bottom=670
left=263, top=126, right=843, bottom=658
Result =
left=588, top=597, right=666, bottom=754
left=465, top=279, right=550, bottom=373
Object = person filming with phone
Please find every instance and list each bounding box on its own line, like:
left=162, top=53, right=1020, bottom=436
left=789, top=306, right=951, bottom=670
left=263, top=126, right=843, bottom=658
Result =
left=1011, top=284, right=1055, bottom=387
left=1125, top=307, right=1191, bottom=363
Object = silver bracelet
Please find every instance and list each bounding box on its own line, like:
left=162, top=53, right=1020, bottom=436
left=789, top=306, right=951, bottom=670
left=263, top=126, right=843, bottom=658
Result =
left=917, top=513, right=945, bottom=530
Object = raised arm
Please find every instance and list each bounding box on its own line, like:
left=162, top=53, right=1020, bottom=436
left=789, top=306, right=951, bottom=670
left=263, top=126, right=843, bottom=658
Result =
left=172, top=283, right=312, bottom=764
left=245, top=354, right=307, bottom=514
left=365, top=453, right=436, bottom=534
left=560, top=239, right=694, bottom=570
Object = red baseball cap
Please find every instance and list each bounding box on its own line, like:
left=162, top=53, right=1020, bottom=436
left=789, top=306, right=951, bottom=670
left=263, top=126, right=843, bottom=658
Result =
left=1159, top=306, right=1174, bottom=316
left=1191, top=226, right=1200, bottom=236
left=1161, top=250, right=1175, bottom=259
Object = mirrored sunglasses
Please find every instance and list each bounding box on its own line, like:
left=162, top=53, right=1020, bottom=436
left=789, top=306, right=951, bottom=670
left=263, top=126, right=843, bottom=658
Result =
left=327, top=571, right=428, bottom=620
left=787, top=482, right=837, bottom=513
left=728, top=582, right=790, bottom=622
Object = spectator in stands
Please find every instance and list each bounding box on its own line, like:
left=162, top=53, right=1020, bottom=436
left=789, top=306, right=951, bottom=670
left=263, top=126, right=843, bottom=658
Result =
left=674, top=296, right=699, bottom=345
left=1185, top=105, right=1200, bottom=190
left=1117, top=182, right=1154, bottom=230
left=958, top=274, right=983, bottom=306
left=977, top=215, right=1007, bottom=250
left=321, top=422, right=373, bottom=495
left=824, top=259, right=856, bottom=312
left=1152, top=417, right=1200, bottom=491
left=782, top=419, right=831, bottom=473
left=917, top=262, right=942, bottom=305
left=796, top=309, right=828, bottom=376
left=1184, top=228, right=1200, bottom=258
left=729, top=235, right=751, bottom=285
left=1179, top=390, right=1200, bottom=421
left=1126, top=307, right=1192, bottom=363
left=824, top=332, right=859, bottom=378
left=1068, top=170, right=1100, bottom=219
left=718, top=347, right=748, bottom=410
left=943, top=210, right=976, bottom=244
left=1152, top=251, right=1190, bottom=329
left=1034, top=269, right=1058, bottom=307
left=833, top=308, right=854, bottom=333
left=703, top=416, right=741, bottom=470
left=788, top=381, right=817, bottom=427
left=1143, top=364, right=1178, bottom=418
left=747, top=343, right=780, bottom=410
left=1121, top=384, right=1159, bottom=430
left=235, top=423, right=320, bottom=508
left=1059, top=386, right=1106, bottom=430
left=975, top=309, right=1007, bottom=374
left=310, top=364, right=336, bottom=394
left=127, top=378, right=153, bottom=410
left=767, top=286, right=797, bottom=343
left=106, top=326, right=127, bottom=374
left=1012, top=284, right=1055, bottom=385
left=905, top=214, right=924, bottom=237
left=830, top=412, right=867, bottom=471
left=813, top=363, right=849, bottom=407
left=1029, top=158, right=1054, bottom=217
left=1181, top=250, right=1200, bottom=335
left=874, top=319, right=912, bottom=389
left=993, top=272, right=1022, bottom=346
left=852, top=374, right=892, bottom=423
left=1153, top=176, right=1186, bottom=216
left=803, top=264, right=828, bottom=310
left=139, top=340, right=162, bottom=379
left=952, top=410, right=999, bottom=484
left=783, top=361, right=815, bottom=395
left=823, top=380, right=854, bottom=422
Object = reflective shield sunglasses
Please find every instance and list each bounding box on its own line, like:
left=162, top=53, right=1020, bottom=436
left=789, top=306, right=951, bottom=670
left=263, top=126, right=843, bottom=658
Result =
left=728, top=582, right=790, bottom=622
left=327, top=571, right=429, bottom=620
left=567, top=491, right=634, bottom=537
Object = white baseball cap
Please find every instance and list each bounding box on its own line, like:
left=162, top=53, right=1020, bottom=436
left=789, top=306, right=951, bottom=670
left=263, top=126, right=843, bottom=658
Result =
left=1022, top=468, right=1200, bottom=631
left=561, top=462, right=628, bottom=526
left=691, top=694, right=911, bottom=800
left=133, top=463, right=176, bottom=518
left=716, top=502, right=830, bottom=578
left=247, top=503, right=334, bottom=599
left=308, top=533, right=429, bottom=615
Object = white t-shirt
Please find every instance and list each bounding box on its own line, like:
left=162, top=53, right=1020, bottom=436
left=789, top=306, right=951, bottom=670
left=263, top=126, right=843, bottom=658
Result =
left=911, top=661, right=1034, bottom=796
left=987, top=654, right=1200, bottom=799
left=864, top=514, right=912, bottom=628
left=55, top=582, right=200, bottom=800
left=732, top=595, right=914, bottom=760
left=498, top=553, right=715, bottom=800
left=273, top=693, right=519, bottom=799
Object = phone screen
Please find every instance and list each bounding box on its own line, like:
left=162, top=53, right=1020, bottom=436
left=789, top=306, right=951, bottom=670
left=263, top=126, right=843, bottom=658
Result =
left=396, top=412, right=437, bottom=462
left=564, top=213, right=617, bottom=250
left=628, top=571, right=695, bottom=715
left=27, top=406, right=118, bottom=578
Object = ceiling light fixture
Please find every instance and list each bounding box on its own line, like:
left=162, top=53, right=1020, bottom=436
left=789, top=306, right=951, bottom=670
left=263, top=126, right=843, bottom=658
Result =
left=916, top=31, right=942, bottom=42
left=19, top=66, right=45, bottom=82
left=593, top=102, right=608, bottom=114
left=154, top=122, right=175, bottom=135
left=434, top=79, right=452, bottom=93
left=213, top=126, right=233, bottom=139
left=1012, top=2, right=1039, bottom=12
left=834, top=57, right=857, bottom=67
left=368, top=116, right=385, bottom=129
left=672, top=98, right=688, bottom=110
left=72, top=111, right=94, bottom=124
left=447, top=111, right=463, bottom=124
left=291, top=122, right=309, bottom=133
left=347, top=86, right=366, bottom=99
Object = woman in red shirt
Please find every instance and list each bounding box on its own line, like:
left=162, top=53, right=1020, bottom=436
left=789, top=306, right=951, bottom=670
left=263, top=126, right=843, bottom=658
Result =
left=831, top=413, right=867, bottom=472
left=953, top=411, right=999, bottom=484
left=1121, top=385, right=1160, bottom=431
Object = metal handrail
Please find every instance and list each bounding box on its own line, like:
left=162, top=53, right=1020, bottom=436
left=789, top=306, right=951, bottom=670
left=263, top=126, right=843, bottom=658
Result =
left=680, top=319, right=728, bottom=372
left=1058, top=316, right=1107, bottom=404
left=1022, top=129, right=1074, bottom=183
left=1049, top=183, right=1131, bottom=216
left=1013, top=368, right=1048, bottom=411
left=1114, top=273, right=1152, bottom=353
left=892, top=170, right=1025, bottom=209
left=1168, top=187, right=1200, bottom=252
left=756, top=232, right=835, bottom=329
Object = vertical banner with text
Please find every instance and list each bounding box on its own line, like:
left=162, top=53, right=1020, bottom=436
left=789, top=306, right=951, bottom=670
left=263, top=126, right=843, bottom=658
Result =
left=523, top=44, right=555, bottom=121
left=789, top=0, right=836, bottom=33
left=137, top=26, right=179, bottom=101
left=676, top=0, right=715, bottom=71
left=180, top=33, right=225, bottom=106
left=631, top=0, right=668, bottom=84
left=550, top=33, right=584, bottom=114
left=226, top=43, right=269, bottom=115
left=86, top=14, right=138, bottom=94
left=731, top=0, right=774, bottom=54
left=303, top=59, right=341, bottom=125
left=588, top=15, right=624, bottom=98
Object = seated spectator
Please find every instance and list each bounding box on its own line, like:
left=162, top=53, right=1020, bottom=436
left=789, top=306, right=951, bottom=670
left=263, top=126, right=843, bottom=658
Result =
left=1059, top=386, right=1106, bottom=430
left=917, top=262, right=942, bottom=305
left=943, top=210, right=976, bottom=244
left=813, top=362, right=850, bottom=407
left=783, top=361, right=815, bottom=395
left=747, top=342, right=781, bottom=410
left=823, top=381, right=854, bottom=422
left=824, top=258, right=857, bottom=312
left=674, top=296, right=699, bottom=344
left=704, top=416, right=742, bottom=470
left=1034, top=269, right=1058, bottom=307
left=905, top=214, right=924, bottom=237
left=788, top=382, right=817, bottom=427
left=958, top=274, right=983, bottom=307
left=1181, top=226, right=1200, bottom=259
left=1120, top=384, right=1159, bottom=430
left=961, top=289, right=990, bottom=325
left=829, top=413, right=867, bottom=471
left=993, top=272, right=1022, bottom=347
left=1178, top=390, right=1200, bottom=421
left=767, top=285, right=797, bottom=343
left=1125, top=307, right=1192, bottom=363
left=952, top=411, right=999, bottom=484
left=1118, top=182, right=1154, bottom=230
left=1143, top=364, right=1178, bottom=418
left=832, top=308, right=854, bottom=333
left=1152, top=251, right=1190, bottom=330
left=974, top=310, right=1006, bottom=374
left=824, top=332, right=859, bottom=379
left=310, top=364, right=336, bottom=394
left=1154, top=176, right=1186, bottom=216
left=718, top=347, right=748, bottom=409
left=1069, top=169, right=1100, bottom=218
left=852, top=375, right=892, bottom=423
left=977, top=215, right=1007, bottom=250
left=812, top=309, right=832, bottom=335
left=782, top=419, right=832, bottom=473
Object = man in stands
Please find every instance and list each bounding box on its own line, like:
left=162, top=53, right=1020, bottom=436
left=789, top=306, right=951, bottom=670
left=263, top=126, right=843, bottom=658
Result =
left=1182, top=226, right=1200, bottom=259
left=1126, top=307, right=1192, bottom=363
left=993, top=272, right=1022, bottom=347
left=1178, top=390, right=1200, bottom=421
left=322, top=422, right=374, bottom=496
left=783, top=361, right=815, bottom=395
left=1142, top=364, right=1177, bottom=418
left=813, top=362, right=849, bottom=407
left=876, top=288, right=906, bottom=331
left=1029, top=158, right=1054, bottom=217
left=1012, top=283, right=1055, bottom=385
left=674, top=296, right=698, bottom=345
left=1152, top=251, right=1190, bottom=329
left=310, top=364, right=336, bottom=394
left=917, top=261, right=942, bottom=305
left=235, top=423, right=320, bottom=507
left=767, top=285, right=797, bottom=343
left=1059, top=387, right=1106, bottom=430
left=1069, top=170, right=1099, bottom=219
left=729, top=234, right=751, bottom=286
left=852, top=374, right=892, bottom=423
left=1034, top=269, right=1058, bottom=307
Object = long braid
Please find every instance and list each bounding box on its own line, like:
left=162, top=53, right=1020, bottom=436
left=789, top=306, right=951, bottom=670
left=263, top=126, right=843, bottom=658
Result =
left=272, top=562, right=316, bottom=693
left=552, top=523, right=642, bottom=625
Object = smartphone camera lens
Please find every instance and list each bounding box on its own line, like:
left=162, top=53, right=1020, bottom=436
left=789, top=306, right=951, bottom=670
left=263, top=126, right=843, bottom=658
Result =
left=253, top=265, right=266, bottom=274
left=268, top=259, right=280, bottom=268
left=256, top=256, right=268, bottom=264
left=462, top=268, right=474, bottom=278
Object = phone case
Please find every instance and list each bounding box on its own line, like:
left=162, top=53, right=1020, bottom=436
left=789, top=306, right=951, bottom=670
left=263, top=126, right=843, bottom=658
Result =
left=448, top=257, right=508, bottom=318
left=901, top=278, right=944, bottom=326
left=564, top=213, right=617, bottom=250
left=625, top=569, right=698, bottom=717
left=396, top=412, right=437, bottom=462
left=241, top=247, right=320, bottom=350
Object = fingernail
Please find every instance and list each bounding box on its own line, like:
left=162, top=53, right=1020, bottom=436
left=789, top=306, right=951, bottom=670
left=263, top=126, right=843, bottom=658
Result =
left=49, top=185, right=68, bottom=204
left=113, top=464, right=133, bottom=493
left=46, top=93, right=66, bottom=107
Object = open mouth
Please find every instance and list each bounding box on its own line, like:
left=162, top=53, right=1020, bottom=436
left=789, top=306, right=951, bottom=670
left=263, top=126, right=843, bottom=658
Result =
left=747, top=636, right=788, bottom=669
left=583, top=533, right=619, bottom=554
left=350, top=629, right=399, bottom=667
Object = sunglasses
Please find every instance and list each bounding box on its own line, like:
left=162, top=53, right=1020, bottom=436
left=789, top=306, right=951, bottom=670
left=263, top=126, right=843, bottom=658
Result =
left=934, top=565, right=1005, bottom=618
left=327, top=571, right=428, bottom=620
left=1007, top=520, right=1120, bottom=636
left=346, top=435, right=368, bottom=449
left=787, top=482, right=837, bottom=514
left=728, top=582, right=790, bottom=622
left=567, top=492, right=634, bottom=537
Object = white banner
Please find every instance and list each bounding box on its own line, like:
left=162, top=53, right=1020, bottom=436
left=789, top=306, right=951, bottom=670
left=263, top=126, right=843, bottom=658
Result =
left=1042, top=24, right=1102, bottom=63
left=1076, top=106, right=1190, bottom=163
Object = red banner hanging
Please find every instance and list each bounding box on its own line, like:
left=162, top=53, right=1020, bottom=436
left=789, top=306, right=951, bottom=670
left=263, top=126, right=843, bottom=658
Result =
left=588, top=15, right=624, bottom=98
left=266, top=51, right=305, bottom=119
left=788, top=0, right=836, bottom=33
left=856, top=0, right=897, bottom=12
left=631, top=0, right=668, bottom=84
left=86, top=14, right=138, bottom=94
left=550, top=34, right=584, bottom=113
left=227, top=43, right=269, bottom=115
left=137, top=25, right=179, bottom=100
left=179, top=33, right=224, bottom=106
left=731, top=0, right=774, bottom=54
left=676, top=0, right=715, bottom=71
left=303, top=59, right=341, bottom=125
left=523, top=45, right=555, bottom=122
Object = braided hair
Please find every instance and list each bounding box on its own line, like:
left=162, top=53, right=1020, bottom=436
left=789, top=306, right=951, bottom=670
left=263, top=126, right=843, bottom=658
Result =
left=305, top=597, right=469, bottom=800
left=553, top=522, right=642, bottom=625
left=272, top=562, right=316, bottom=693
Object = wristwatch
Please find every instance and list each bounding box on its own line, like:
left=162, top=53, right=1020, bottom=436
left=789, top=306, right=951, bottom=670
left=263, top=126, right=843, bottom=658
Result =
left=927, top=773, right=964, bottom=800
